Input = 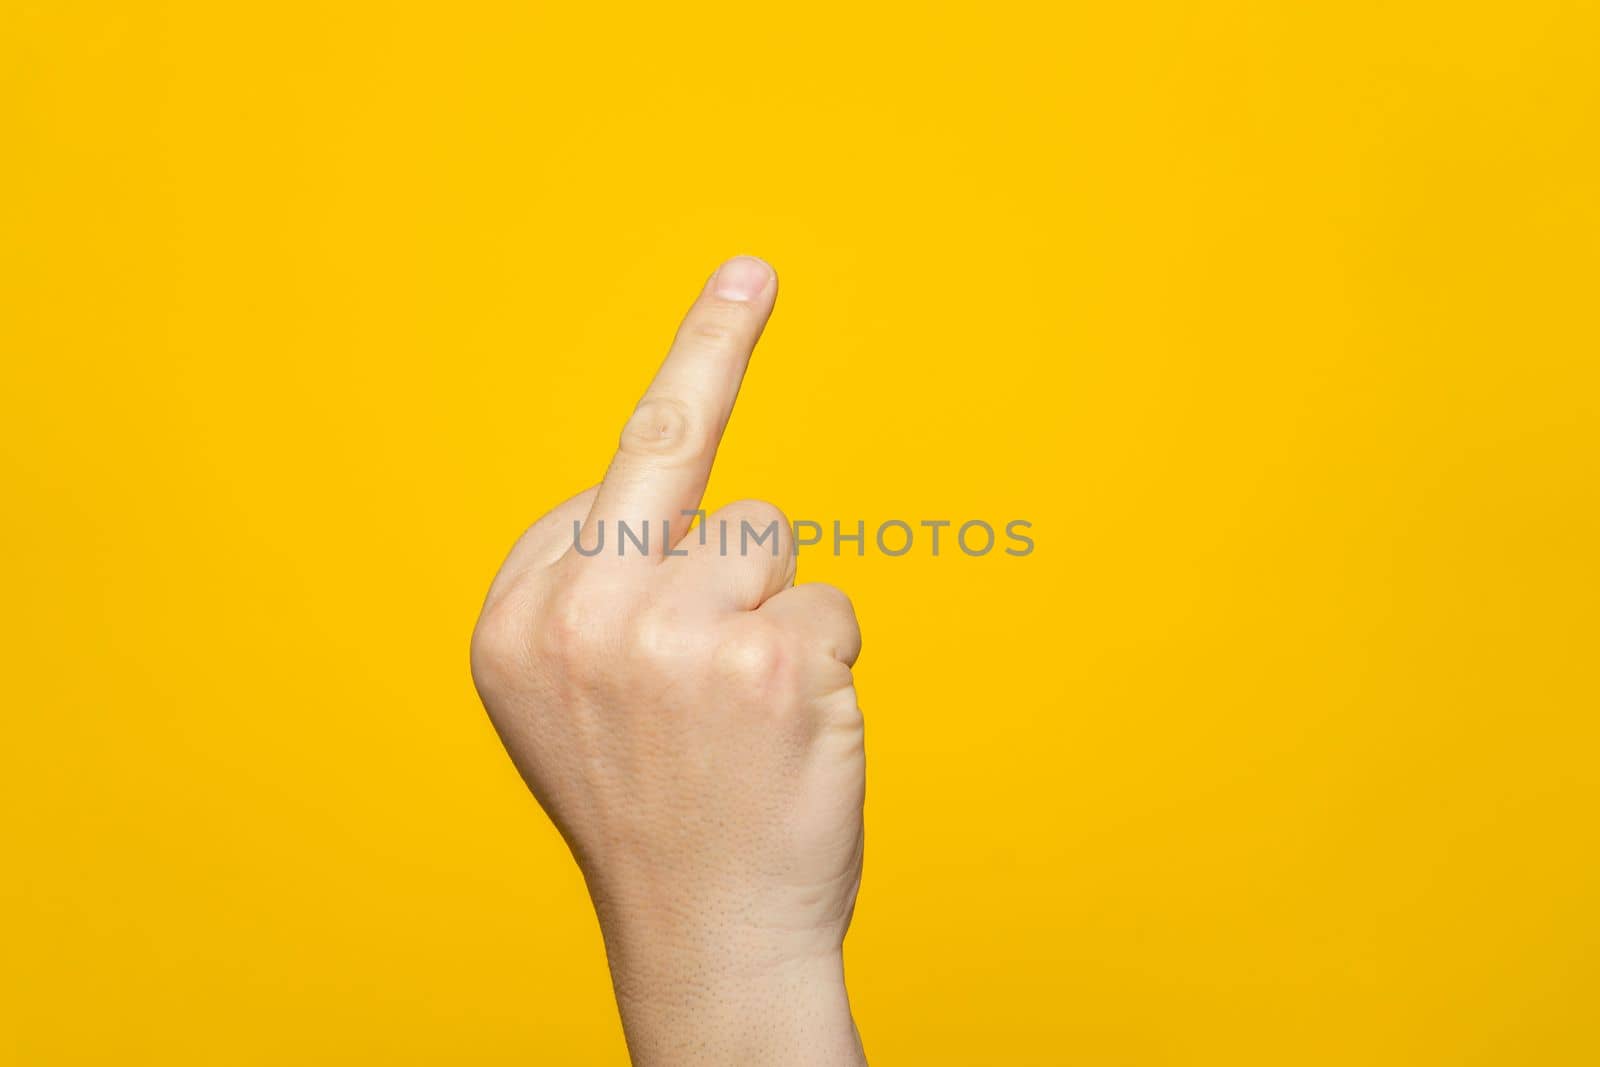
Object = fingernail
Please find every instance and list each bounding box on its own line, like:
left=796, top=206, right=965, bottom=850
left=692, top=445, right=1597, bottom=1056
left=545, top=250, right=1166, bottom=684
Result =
left=711, top=256, right=773, bottom=302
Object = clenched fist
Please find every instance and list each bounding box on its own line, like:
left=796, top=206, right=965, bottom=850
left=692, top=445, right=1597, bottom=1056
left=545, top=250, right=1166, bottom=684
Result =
left=470, top=257, right=868, bottom=1065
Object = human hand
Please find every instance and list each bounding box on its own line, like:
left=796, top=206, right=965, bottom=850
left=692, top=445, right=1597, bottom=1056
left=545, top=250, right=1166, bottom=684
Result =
left=470, top=256, right=867, bottom=1065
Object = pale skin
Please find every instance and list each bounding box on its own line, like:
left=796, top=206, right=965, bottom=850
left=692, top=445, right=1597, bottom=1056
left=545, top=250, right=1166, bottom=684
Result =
left=470, top=256, right=868, bottom=1065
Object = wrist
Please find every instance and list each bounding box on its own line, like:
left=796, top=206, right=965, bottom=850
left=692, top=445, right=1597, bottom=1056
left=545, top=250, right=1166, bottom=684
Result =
left=596, top=903, right=864, bottom=1066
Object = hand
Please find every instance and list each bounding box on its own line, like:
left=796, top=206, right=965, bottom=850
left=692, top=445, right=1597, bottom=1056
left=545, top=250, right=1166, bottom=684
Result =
left=470, top=256, right=868, bottom=1065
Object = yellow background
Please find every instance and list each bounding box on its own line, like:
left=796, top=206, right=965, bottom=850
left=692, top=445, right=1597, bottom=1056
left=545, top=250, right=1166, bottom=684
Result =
left=5, top=2, right=1597, bottom=1063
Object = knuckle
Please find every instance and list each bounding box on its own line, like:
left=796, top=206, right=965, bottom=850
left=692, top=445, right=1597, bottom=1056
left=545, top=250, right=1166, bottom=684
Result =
left=680, top=303, right=747, bottom=347
left=810, top=582, right=862, bottom=664
left=532, top=584, right=598, bottom=664
left=721, top=499, right=792, bottom=557
left=624, top=604, right=688, bottom=666
left=821, top=686, right=866, bottom=740
left=714, top=623, right=788, bottom=690
left=728, top=498, right=788, bottom=528
left=618, top=396, right=706, bottom=461
left=470, top=598, right=527, bottom=690
left=810, top=581, right=853, bottom=614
